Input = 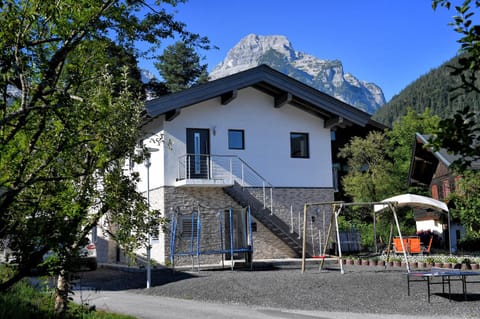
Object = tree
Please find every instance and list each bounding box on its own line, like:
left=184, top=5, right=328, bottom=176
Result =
left=0, top=0, right=210, bottom=316
left=155, top=41, right=209, bottom=93
left=430, top=0, right=480, bottom=172
left=449, top=170, right=480, bottom=238
left=338, top=131, right=405, bottom=248
left=338, top=111, right=438, bottom=247
left=339, top=131, right=401, bottom=203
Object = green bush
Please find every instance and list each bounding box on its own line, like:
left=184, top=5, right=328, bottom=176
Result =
left=0, top=278, right=135, bottom=319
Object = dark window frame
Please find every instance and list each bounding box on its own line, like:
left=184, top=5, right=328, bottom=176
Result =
left=228, top=129, right=245, bottom=150
left=290, top=132, right=310, bottom=158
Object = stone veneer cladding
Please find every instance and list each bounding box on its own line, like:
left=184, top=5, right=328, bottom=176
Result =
left=108, top=186, right=336, bottom=267
left=167, top=186, right=335, bottom=264
left=247, top=187, right=335, bottom=257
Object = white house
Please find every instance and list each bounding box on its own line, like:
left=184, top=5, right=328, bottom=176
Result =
left=97, top=65, right=383, bottom=267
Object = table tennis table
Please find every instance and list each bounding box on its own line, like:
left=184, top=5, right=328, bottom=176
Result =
left=407, top=267, right=480, bottom=302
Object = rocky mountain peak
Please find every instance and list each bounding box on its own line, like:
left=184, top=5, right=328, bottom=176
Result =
left=210, top=34, right=385, bottom=113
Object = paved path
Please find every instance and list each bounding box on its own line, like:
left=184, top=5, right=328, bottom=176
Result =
left=72, top=289, right=456, bottom=319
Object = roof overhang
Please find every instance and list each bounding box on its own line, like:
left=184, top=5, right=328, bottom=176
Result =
left=144, top=65, right=373, bottom=128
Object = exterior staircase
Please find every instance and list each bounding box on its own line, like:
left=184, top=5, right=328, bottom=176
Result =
left=224, top=182, right=313, bottom=257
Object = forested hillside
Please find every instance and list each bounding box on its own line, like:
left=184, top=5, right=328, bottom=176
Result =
left=373, top=55, right=480, bottom=127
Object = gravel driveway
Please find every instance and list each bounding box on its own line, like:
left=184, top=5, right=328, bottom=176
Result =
left=74, top=261, right=480, bottom=318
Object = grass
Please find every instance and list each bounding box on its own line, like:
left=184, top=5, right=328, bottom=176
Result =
left=0, top=270, right=135, bottom=319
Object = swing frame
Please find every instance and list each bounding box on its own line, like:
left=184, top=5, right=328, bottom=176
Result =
left=301, top=201, right=410, bottom=274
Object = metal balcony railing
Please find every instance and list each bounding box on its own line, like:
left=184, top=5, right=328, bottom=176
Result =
left=177, top=154, right=273, bottom=211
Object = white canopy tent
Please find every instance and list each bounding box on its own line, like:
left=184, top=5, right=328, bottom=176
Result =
left=374, top=193, right=451, bottom=254
left=302, top=195, right=450, bottom=274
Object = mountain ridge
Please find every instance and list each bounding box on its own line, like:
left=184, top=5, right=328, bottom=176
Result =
left=372, top=55, right=480, bottom=126
left=210, top=34, right=386, bottom=114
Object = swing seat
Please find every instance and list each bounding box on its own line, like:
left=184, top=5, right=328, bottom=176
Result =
left=393, top=237, right=408, bottom=254
left=392, top=237, right=422, bottom=254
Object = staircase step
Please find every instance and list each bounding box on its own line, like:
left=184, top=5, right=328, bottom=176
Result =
left=224, top=183, right=313, bottom=257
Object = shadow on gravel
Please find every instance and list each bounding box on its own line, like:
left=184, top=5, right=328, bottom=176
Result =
left=435, top=293, right=480, bottom=302
left=73, top=268, right=198, bottom=291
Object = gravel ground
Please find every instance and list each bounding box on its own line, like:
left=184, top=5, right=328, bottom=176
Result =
left=74, top=261, right=480, bottom=318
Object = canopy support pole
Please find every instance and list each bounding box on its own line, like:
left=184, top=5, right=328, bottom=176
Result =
left=334, top=204, right=345, bottom=274
left=389, top=202, right=410, bottom=273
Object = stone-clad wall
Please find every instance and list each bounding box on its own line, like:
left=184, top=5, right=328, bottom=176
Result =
left=248, top=187, right=335, bottom=256
left=160, top=186, right=312, bottom=265
left=251, top=215, right=298, bottom=259
left=162, top=186, right=241, bottom=266
left=97, top=186, right=335, bottom=266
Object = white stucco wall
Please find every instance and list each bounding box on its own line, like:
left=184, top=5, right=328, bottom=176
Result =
left=161, top=87, right=332, bottom=188
left=416, top=220, right=443, bottom=235
left=131, top=120, right=167, bottom=264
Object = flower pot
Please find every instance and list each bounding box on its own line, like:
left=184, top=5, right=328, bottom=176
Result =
left=393, top=261, right=401, bottom=268
left=417, top=262, right=426, bottom=269
left=361, top=259, right=369, bottom=266
left=471, top=263, right=479, bottom=270
left=461, top=263, right=472, bottom=270
left=345, top=259, right=353, bottom=265
left=443, top=263, right=452, bottom=269
left=354, top=259, right=361, bottom=266
left=369, top=260, right=377, bottom=266
left=377, top=260, right=385, bottom=267
left=409, top=261, right=417, bottom=269
left=434, top=262, right=443, bottom=268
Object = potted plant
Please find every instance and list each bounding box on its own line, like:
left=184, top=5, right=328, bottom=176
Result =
left=344, top=256, right=354, bottom=265
left=425, top=256, right=435, bottom=268
left=369, top=257, right=379, bottom=266
left=377, top=258, right=385, bottom=267
left=444, top=256, right=458, bottom=269
left=461, top=258, right=472, bottom=270
left=470, top=258, right=479, bottom=270
left=391, top=257, right=402, bottom=268
left=417, top=258, right=426, bottom=269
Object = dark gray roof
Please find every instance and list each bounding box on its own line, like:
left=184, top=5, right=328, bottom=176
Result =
left=145, top=65, right=376, bottom=127
left=415, top=133, right=480, bottom=169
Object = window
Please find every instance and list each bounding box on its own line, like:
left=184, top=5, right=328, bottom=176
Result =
left=290, top=132, right=309, bottom=158
left=442, top=179, right=451, bottom=199
left=431, top=184, right=439, bottom=200
left=181, top=215, right=198, bottom=239
left=228, top=129, right=245, bottom=150
left=332, top=163, right=340, bottom=192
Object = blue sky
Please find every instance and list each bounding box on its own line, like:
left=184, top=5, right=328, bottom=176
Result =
left=140, top=0, right=466, bottom=102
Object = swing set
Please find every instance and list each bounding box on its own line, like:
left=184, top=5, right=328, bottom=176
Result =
left=301, top=201, right=411, bottom=274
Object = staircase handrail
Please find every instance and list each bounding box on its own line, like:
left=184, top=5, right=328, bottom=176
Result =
left=178, top=154, right=273, bottom=188
left=178, top=154, right=274, bottom=211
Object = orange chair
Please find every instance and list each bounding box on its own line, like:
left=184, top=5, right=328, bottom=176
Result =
left=422, top=236, right=433, bottom=255
left=408, top=237, right=421, bottom=254
left=393, top=237, right=408, bottom=254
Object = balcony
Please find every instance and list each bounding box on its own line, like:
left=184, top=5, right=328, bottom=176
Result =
left=175, top=154, right=270, bottom=188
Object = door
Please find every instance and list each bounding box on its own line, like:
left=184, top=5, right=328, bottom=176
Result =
left=186, top=128, right=210, bottom=179
left=224, top=208, right=248, bottom=260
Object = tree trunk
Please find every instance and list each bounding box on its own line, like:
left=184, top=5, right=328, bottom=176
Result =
left=54, top=269, right=70, bottom=318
